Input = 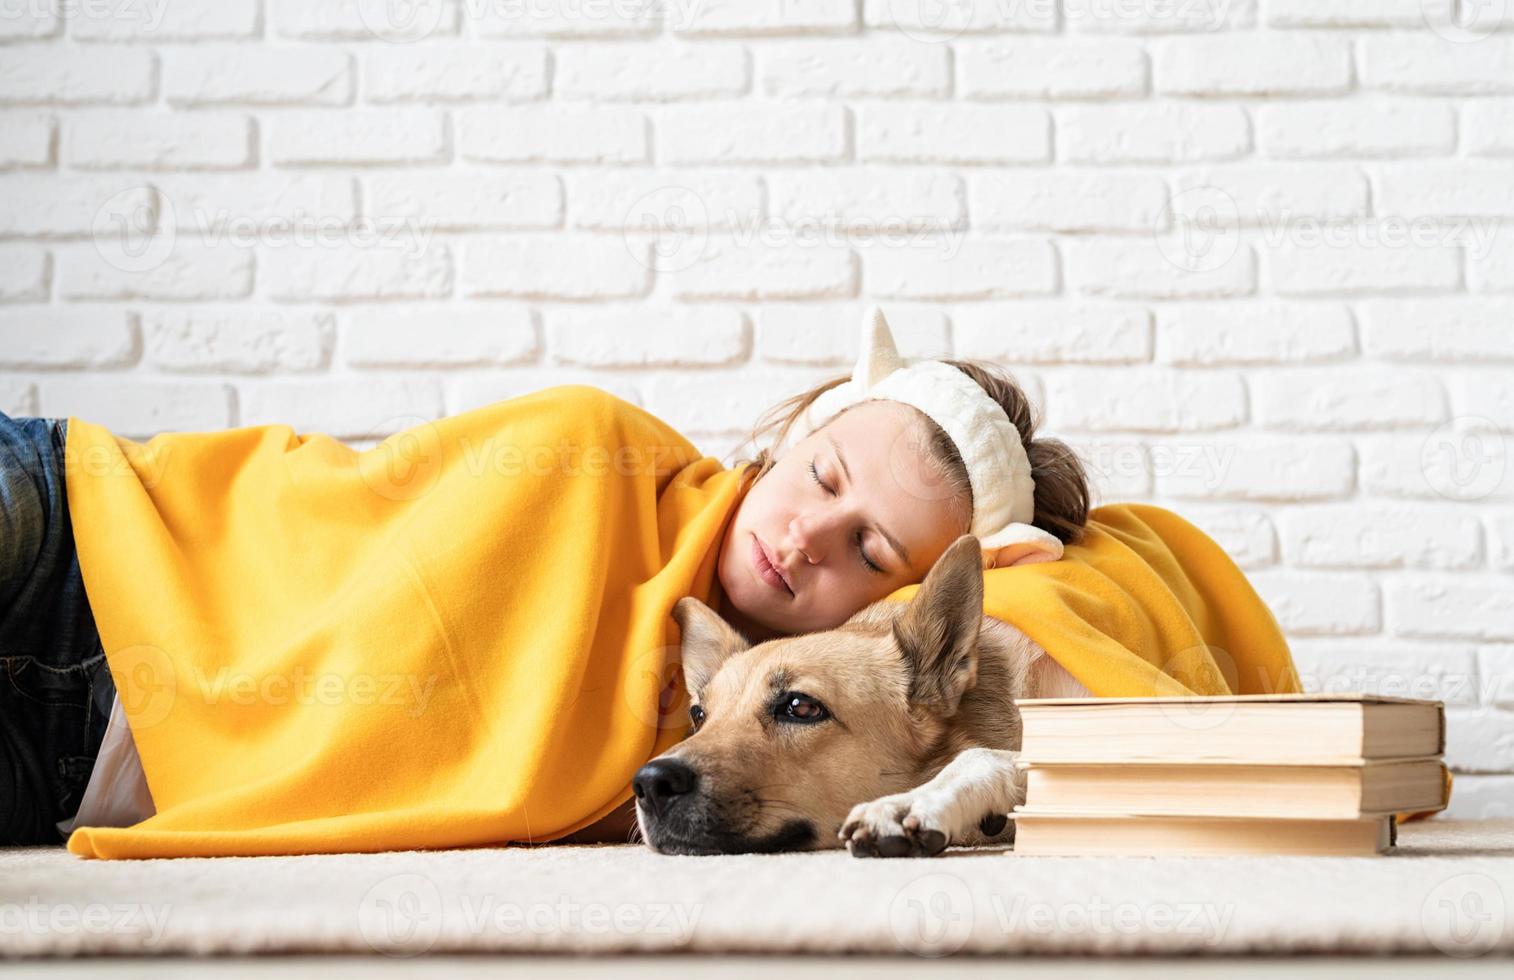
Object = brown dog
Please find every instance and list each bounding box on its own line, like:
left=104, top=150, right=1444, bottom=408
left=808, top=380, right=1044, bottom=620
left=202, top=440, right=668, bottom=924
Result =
left=632, top=534, right=1089, bottom=857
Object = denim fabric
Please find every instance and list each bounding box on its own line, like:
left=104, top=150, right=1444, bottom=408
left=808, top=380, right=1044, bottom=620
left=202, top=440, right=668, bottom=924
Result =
left=0, top=412, right=115, bottom=845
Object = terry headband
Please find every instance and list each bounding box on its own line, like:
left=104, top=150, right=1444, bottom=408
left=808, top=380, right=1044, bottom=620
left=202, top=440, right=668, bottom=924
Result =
left=777, top=307, right=1065, bottom=569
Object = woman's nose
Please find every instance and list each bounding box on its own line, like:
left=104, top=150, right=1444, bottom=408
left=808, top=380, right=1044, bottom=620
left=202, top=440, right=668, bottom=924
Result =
left=789, top=513, right=831, bottom=563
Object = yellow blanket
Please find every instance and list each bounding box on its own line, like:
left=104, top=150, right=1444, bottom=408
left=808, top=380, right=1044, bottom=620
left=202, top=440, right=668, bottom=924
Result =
left=62, top=385, right=1415, bottom=859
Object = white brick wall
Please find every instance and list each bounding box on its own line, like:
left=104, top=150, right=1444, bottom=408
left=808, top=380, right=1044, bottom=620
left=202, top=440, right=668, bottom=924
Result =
left=1, top=1, right=1511, bottom=809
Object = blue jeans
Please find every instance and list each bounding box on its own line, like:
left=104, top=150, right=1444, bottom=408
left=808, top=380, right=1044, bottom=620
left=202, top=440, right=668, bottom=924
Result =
left=0, top=412, right=116, bottom=845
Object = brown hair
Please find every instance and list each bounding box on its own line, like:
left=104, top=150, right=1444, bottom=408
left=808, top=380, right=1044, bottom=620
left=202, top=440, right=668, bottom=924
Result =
left=731, top=360, right=1091, bottom=547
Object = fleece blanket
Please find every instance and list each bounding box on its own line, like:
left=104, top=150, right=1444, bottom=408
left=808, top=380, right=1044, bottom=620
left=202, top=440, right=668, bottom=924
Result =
left=61, top=385, right=1326, bottom=860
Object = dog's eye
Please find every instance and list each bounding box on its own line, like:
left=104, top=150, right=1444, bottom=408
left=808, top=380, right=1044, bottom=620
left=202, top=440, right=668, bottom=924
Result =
left=776, top=692, right=829, bottom=724
left=689, top=704, right=706, bottom=730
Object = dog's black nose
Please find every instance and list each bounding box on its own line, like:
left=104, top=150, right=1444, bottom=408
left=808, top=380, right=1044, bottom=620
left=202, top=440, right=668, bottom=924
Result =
left=632, top=758, right=698, bottom=817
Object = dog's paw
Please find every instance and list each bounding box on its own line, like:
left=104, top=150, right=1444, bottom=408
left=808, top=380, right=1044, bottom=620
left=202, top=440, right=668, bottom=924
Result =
left=838, top=792, right=950, bottom=858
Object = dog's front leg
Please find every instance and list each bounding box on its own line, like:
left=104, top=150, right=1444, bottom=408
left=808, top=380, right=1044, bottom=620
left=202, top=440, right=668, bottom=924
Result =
left=839, top=747, right=1024, bottom=858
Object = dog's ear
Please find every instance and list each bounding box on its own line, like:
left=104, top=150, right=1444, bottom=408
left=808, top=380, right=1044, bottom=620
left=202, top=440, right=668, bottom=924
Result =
left=672, top=596, right=751, bottom=697
left=893, top=534, right=985, bottom=717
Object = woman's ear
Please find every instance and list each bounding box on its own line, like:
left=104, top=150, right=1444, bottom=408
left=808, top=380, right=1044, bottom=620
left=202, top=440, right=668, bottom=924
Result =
left=981, top=524, right=1065, bottom=569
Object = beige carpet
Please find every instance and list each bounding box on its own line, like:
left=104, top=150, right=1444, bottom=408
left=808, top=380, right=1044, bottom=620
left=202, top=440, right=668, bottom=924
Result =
left=3, top=820, right=1511, bottom=959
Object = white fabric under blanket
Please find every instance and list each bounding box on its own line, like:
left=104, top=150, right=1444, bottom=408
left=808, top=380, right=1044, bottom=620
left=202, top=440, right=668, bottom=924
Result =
left=2, top=820, right=1511, bottom=958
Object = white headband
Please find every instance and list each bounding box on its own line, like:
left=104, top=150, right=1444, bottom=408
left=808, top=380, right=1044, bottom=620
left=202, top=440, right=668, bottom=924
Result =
left=776, top=307, right=1064, bottom=569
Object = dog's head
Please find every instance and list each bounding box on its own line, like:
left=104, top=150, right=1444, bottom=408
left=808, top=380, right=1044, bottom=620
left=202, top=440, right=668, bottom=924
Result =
left=634, top=534, right=1003, bottom=854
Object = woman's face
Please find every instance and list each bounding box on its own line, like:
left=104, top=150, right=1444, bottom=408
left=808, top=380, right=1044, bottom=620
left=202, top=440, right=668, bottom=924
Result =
left=714, top=401, right=970, bottom=641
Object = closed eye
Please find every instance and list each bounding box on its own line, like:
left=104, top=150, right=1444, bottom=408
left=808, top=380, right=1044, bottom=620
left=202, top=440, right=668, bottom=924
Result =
left=808, top=459, right=885, bottom=575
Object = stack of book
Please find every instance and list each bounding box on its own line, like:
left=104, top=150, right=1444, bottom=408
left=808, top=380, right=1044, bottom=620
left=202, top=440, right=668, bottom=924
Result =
left=1009, top=693, right=1448, bottom=857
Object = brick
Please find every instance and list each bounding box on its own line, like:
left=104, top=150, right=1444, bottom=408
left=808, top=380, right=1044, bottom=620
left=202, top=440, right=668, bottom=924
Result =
left=556, top=43, right=746, bottom=101
left=0, top=112, right=54, bottom=166
left=1358, top=432, right=1512, bottom=502
left=271, top=110, right=447, bottom=166
left=0, top=46, right=154, bottom=105
left=548, top=307, right=747, bottom=367
left=240, top=379, right=445, bottom=439
left=1253, top=369, right=1447, bottom=431
left=1247, top=570, right=1381, bottom=636
left=66, top=112, right=252, bottom=170
left=365, top=46, right=547, bottom=103
left=1153, top=34, right=1349, bottom=96
left=1157, top=303, right=1356, bottom=365
left=1265, top=0, right=1443, bottom=27
left=1171, top=167, right=1368, bottom=226
left=272, top=0, right=459, bottom=41
left=1076, top=438, right=1152, bottom=499
left=1376, top=164, right=1514, bottom=219
left=1471, top=234, right=1514, bottom=292
left=1444, top=708, right=1514, bottom=773
left=70, top=0, right=259, bottom=40
left=345, top=308, right=537, bottom=368
left=143, top=309, right=333, bottom=373
left=1389, top=575, right=1514, bottom=641
left=38, top=380, right=233, bottom=437
left=957, top=38, right=1147, bottom=99
left=864, top=0, right=1056, bottom=33
left=770, top=171, right=964, bottom=231
left=1360, top=35, right=1514, bottom=95
left=1257, top=100, right=1457, bottom=159
left=156, top=175, right=356, bottom=230
left=858, top=104, right=1049, bottom=164
left=762, top=39, right=949, bottom=98
left=1281, top=504, right=1484, bottom=571
left=955, top=304, right=1153, bottom=364
left=0, top=379, right=35, bottom=415
left=1456, top=374, right=1514, bottom=428
left=668, top=240, right=855, bottom=300
left=1487, top=514, right=1514, bottom=574
left=1466, top=100, right=1514, bottom=156
left=1289, top=640, right=1480, bottom=706
left=1155, top=435, right=1355, bottom=501
left=1170, top=503, right=1276, bottom=568
left=1044, top=368, right=1246, bottom=433
left=643, top=371, right=834, bottom=436
left=1057, top=104, right=1248, bottom=163
left=0, top=177, right=155, bottom=237
left=461, top=106, right=647, bottom=164
left=0, top=5, right=55, bottom=40
left=971, top=171, right=1166, bottom=232
left=166, top=47, right=353, bottom=107
left=1266, top=240, right=1462, bottom=296
left=1441, top=774, right=1514, bottom=818
left=1064, top=0, right=1257, bottom=32
left=460, top=237, right=650, bottom=300
left=0, top=246, right=49, bottom=301
left=566, top=172, right=762, bottom=230
left=448, top=374, right=644, bottom=416
left=0, top=309, right=136, bottom=368
left=1485, top=645, right=1514, bottom=705
left=756, top=303, right=949, bottom=364
left=263, top=243, right=451, bottom=302
left=673, top=0, right=857, bottom=35
left=473, top=1, right=656, bottom=37
left=1067, top=239, right=1255, bottom=299
left=865, top=240, right=1057, bottom=300
left=366, top=172, right=561, bottom=230
left=1360, top=300, right=1514, bottom=362
left=58, top=244, right=253, bottom=301
left=661, top=103, right=846, bottom=165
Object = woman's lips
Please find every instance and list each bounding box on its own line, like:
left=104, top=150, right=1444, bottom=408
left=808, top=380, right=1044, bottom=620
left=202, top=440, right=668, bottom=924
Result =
left=752, top=535, right=792, bottom=597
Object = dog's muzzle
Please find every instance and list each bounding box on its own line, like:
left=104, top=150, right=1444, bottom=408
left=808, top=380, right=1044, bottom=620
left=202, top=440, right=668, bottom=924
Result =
left=632, top=757, right=698, bottom=819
